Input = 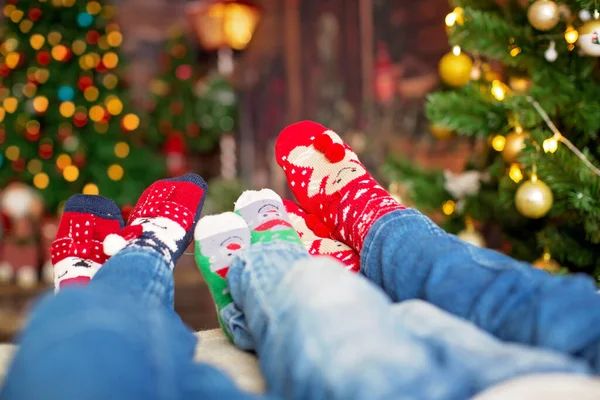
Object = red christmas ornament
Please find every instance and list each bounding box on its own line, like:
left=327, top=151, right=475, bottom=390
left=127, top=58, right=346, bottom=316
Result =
left=60, top=48, right=72, bottom=63
left=73, top=112, right=88, bottom=128
left=36, top=51, right=51, bottom=66
left=28, top=8, right=43, bottom=21
left=78, top=76, right=93, bottom=91
left=39, top=143, right=53, bottom=159
left=175, top=65, right=192, bottom=80
left=96, top=61, right=107, bottom=73
left=73, top=152, right=86, bottom=167
left=12, top=158, right=25, bottom=172
left=162, top=135, right=188, bottom=177
left=102, top=109, right=111, bottom=123
left=0, top=127, right=6, bottom=144
left=0, top=64, right=9, bottom=77
left=186, top=123, right=200, bottom=137
left=86, top=30, right=100, bottom=45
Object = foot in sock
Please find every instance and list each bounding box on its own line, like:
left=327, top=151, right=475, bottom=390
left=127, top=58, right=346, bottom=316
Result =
left=234, top=188, right=302, bottom=245
left=276, top=120, right=405, bottom=252
left=103, top=174, right=207, bottom=268
left=52, top=195, right=124, bottom=292
left=195, top=190, right=304, bottom=339
left=194, top=212, right=250, bottom=338
left=284, top=200, right=360, bottom=273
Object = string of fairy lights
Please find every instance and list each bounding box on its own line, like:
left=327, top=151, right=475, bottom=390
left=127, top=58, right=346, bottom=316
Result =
left=0, top=0, right=140, bottom=193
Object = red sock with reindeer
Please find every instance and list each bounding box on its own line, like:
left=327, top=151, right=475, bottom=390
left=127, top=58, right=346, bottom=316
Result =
left=284, top=200, right=360, bottom=272
left=276, top=121, right=405, bottom=254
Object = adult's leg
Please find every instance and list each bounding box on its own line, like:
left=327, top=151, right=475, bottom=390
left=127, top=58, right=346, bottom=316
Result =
left=274, top=120, right=600, bottom=371
left=361, top=209, right=600, bottom=371
left=388, top=300, right=590, bottom=395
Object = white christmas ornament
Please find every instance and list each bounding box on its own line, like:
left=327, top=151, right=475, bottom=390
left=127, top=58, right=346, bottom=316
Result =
left=578, top=18, right=600, bottom=56
left=545, top=40, right=558, bottom=62
left=579, top=9, right=592, bottom=21
left=0, top=184, right=37, bottom=218
left=444, top=170, right=488, bottom=200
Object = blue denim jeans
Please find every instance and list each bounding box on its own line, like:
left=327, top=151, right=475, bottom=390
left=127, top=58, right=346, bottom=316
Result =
left=1, top=247, right=265, bottom=400
left=225, top=241, right=589, bottom=400
left=362, top=209, right=600, bottom=372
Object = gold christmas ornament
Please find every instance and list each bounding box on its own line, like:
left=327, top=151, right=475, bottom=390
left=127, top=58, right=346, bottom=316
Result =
left=502, top=128, right=528, bottom=163
left=578, top=18, right=600, bottom=57
left=533, top=249, right=561, bottom=273
left=439, top=47, right=473, bottom=87
left=527, top=0, right=560, bottom=31
left=457, top=217, right=486, bottom=247
left=508, top=75, right=533, bottom=93
left=429, top=124, right=455, bottom=140
left=515, top=175, right=553, bottom=219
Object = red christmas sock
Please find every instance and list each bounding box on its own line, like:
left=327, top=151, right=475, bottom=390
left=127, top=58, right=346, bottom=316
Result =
left=284, top=200, right=360, bottom=273
left=52, top=195, right=124, bottom=292
left=276, top=121, right=405, bottom=253
left=103, top=174, right=207, bottom=268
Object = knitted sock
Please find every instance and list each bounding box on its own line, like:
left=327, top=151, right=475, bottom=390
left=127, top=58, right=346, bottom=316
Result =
left=275, top=120, right=406, bottom=253
left=284, top=200, right=360, bottom=272
left=194, top=212, right=250, bottom=338
left=234, top=189, right=302, bottom=245
left=52, top=195, right=124, bottom=292
left=103, top=174, right=207, bottom=268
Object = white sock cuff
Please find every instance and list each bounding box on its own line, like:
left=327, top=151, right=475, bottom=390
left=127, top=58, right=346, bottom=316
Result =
left=194, top=212, right=248, bottom=241
left=234, top=189, right=283, bottom=211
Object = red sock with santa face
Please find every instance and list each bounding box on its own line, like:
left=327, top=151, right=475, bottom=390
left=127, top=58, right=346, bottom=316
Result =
left=276, top=121, right=405, bottom=253
left=103, top=174, right=207, bottom=268
left=52, top=195, right=124, bottom=293
left=284, top=200, right=360, bottom=272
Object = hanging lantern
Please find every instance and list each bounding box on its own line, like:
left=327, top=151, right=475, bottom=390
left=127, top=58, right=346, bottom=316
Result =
left=185, top=0, right=262, bottom=52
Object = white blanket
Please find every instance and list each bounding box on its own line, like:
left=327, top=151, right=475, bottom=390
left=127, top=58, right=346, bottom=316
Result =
left=1, top=330, right=599, bottom=399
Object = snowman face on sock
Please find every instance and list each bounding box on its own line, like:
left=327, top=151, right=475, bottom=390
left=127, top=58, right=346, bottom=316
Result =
left=238, top=202, right=292, bottom=232
left=131, top=216, right=186, bottom=253
left=287, top=131, right=367, bottom=197
left=54, top=257, right=101, bottom=289
left=198, top=228, right=250, bottom=276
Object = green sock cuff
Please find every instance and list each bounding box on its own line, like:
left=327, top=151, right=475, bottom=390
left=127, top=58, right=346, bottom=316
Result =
left=250, top=227, right=302, bottom=245
left=194, top=241, right=234, bottom=337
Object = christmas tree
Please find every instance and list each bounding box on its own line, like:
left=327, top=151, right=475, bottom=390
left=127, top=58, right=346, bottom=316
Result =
left=146, top=29, right=237, bottom=156
left=0, top=0, right=164, bottom=212
left=385, top=0, right=600, bottom=280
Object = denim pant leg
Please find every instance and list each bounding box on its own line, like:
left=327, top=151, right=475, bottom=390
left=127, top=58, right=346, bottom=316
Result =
left=227, top=241, right=473, bottom=400
left=1, top=248, right=261, bottom=400
left=361, top=209, right=600, bottom=371
left=389, top=300, right=590, bottom=396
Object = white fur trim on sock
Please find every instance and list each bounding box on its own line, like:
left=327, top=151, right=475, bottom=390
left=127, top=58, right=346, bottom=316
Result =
left=103, top=233, right=127, bottom=256
left=234, top=189, right=283, bottom=210
left=194, top=212, right=248, bottom=241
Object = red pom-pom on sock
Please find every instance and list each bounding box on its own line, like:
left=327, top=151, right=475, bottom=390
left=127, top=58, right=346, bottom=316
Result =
left=313, top=134, right=333, bottom=152
left=305, top=214, right=320, bottom=231
left=312, top=222, right=330, bottom=238
left=325, top=143, right=345, bottom=163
